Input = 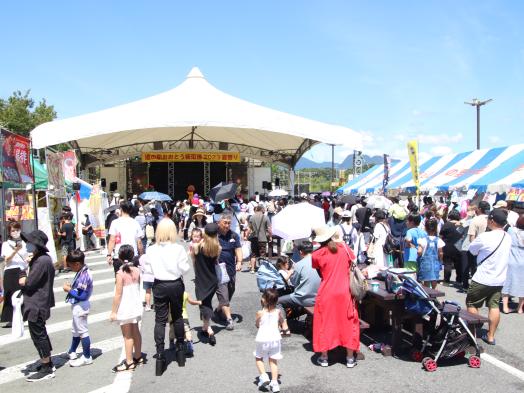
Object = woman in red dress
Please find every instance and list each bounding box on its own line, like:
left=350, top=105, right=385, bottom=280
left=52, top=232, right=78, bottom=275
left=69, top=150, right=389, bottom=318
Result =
left=312, top=226, right=360, bottom=368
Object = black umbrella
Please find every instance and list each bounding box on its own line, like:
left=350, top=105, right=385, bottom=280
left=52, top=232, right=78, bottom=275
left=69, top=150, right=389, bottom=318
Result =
left=209, top=182, right=238, bottom=202
left=340, top=194, right=358, bottom=205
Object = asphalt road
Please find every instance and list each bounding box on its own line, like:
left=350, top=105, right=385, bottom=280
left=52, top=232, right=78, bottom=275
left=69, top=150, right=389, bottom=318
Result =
left=1, top=245, right=524, bottom=393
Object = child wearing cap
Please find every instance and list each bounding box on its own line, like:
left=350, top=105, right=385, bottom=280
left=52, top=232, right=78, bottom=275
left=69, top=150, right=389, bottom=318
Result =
left=62, top=250, right=93, bottom=367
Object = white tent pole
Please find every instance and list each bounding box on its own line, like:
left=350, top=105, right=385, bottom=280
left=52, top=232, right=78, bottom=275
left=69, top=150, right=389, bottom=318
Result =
left=289, top=169, right=295, bottom=199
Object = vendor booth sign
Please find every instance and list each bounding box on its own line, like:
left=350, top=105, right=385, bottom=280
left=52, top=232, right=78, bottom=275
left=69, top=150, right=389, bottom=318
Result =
left=141, top=151, right=241, bottom=163
left=1, top=129, right=33, bottom=185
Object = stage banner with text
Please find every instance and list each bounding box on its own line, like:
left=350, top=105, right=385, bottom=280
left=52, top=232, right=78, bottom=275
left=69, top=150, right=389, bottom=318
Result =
left=141, top=151, right=241, bottom=163
left=1, top=129, right=33, bottom=185
left=407, top=140, right=420, bottom=194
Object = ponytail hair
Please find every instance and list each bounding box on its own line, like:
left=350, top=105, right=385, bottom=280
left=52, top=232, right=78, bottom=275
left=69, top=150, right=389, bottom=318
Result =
left=118, top=244, right=135, bottom=274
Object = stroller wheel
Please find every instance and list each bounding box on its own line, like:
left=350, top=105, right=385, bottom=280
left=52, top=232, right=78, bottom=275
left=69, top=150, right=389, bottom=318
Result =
left=422, top=357, right=438, bottom=372
left=410, top=349, right=424, bottom=362
left=468, top=355, right=481, bottom=368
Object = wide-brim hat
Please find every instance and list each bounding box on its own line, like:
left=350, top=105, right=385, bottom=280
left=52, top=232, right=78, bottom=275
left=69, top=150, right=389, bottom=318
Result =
left=193, top=208, right=206, bottom=217
left=21, top=230, right=49, bottom=252
left=333, top=207, right=344, bottom=216
left=342, top=210, right=352, bottom=218
left=312, top=225, right=338, bottom=243
left=493, top=200, right=508, bottom=209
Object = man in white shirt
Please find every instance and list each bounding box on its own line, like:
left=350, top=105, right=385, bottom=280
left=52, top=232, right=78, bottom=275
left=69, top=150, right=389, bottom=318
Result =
left=106, top=202, right=144, bottom=265
left=466, top=209, right=511, bottom=345
left=493, top=200, right=519, bottom=227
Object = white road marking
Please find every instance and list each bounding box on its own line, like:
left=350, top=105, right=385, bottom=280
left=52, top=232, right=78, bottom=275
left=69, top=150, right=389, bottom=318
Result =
left=0, top=311, right=110, bottom=347
left=481, top=353, right=524, bottom=382
left=52, top=291, right=115, bottom=310
left=88, top=321, right=142, bottom=393
left=54, top=278, right=115, bottom=293
left=60, top=268, right=113, bottom=280
left=0, top=336, right=123, bottom=385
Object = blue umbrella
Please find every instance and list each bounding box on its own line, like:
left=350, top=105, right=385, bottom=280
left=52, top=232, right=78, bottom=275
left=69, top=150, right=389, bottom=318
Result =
left=138, top=191, right=172, bottom=202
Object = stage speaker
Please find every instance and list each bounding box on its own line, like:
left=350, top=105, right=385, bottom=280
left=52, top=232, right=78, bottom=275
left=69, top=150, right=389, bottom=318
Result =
left=72, top=182, right=81, bottom=191
left=275, top=177, right=280, bottom=187
left=266, top=182, right=272, bottom=191
left=153, top=141, right=163, bottom=150
left=262, top=181, right=268, bottom=189
left=219, top=142, right=228, bottom=151
left=101, top=178, right=107, bottom=188
left=109, top=182, right=118, bottom=192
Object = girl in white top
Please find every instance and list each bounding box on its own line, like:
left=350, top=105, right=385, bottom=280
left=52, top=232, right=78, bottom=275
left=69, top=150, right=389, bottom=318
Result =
left=1, top=221, right=29, bottom=327
left=110, top=245, right=143, bottom=372
left=254, top=288, right=283, bottom=393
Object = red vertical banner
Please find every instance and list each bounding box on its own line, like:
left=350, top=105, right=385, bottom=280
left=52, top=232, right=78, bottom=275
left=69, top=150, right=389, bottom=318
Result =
left=1, top=128, right=33, bottom=185
left=62, top=150, right=78, bottom=182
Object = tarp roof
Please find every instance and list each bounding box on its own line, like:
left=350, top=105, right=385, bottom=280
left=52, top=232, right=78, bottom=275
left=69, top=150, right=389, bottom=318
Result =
left=337, top=144, right=524, bottom=194
left=31, top=67, right=362, bottom=167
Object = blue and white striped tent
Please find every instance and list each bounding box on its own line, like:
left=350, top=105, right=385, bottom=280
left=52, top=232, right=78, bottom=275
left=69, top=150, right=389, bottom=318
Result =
left=337, top=144, right=524, bottom=195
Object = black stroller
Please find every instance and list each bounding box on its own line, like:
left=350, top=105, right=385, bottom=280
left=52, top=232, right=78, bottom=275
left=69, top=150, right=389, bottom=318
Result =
left=396, top=273, right=482, bottom=372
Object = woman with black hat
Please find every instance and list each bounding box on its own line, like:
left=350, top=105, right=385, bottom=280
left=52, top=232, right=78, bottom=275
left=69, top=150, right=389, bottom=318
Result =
left=1, top=221, right=29, bottom=328
left=18, top=230, right=56, bottom=382
left=193, top=223, right=220, bottom=346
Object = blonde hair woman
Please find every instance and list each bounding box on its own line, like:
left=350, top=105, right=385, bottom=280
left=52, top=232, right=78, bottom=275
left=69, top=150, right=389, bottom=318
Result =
left=193, top=223, right=221, bottom=345
left=144, top=218, right=190, bottom=375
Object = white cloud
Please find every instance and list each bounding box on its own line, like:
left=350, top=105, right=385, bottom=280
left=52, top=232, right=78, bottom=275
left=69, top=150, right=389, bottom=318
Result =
left=430, top=145, right=454, bottom=156
left=489, top=135, right=501, bottom=144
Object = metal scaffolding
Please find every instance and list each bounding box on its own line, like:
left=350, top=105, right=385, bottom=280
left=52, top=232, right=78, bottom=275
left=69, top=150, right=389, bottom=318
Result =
left=168, top=162, right=175, bottom=197
left=203, top=161, right=210, bottom=196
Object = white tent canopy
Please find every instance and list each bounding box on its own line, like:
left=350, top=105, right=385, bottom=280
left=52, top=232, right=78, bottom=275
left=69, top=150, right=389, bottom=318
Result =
left=31, top=67, right=362, bottom=167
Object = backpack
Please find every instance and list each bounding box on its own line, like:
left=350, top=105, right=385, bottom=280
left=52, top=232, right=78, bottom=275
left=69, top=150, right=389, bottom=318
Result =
left=145, top=224, right=155, bottom=240
left=339, top=224, right=356, bottom=247
left=380, top=223, right=399, bottom=255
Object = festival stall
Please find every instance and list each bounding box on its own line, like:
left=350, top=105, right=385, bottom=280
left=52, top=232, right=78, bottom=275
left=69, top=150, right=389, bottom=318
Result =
left=337, top=144, right=524, bottom=196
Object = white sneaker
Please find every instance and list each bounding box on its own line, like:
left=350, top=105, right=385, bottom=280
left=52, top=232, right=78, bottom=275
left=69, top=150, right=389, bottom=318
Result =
left=69, top=355, right=93, bottom=367
left=317, top=356, right=328, bottom=367
left=257, top=373, right=270, bottom=388
left=60, top=352, right=78, bottom=360
left=269, top=380, right=281, bottom=392
left=346, top=357, right=357, bottom=368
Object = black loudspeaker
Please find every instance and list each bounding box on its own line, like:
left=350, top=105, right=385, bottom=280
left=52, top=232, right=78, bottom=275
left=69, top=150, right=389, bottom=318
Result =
left=72, top=182, right=81, bottom=191
left=101, top=178, right=107, bottom=188
left=266, top=182, right=272, bottom=191
left=109, top=182, right=118, bottom=192
left=153, top=141, right=163, bottom=150
left=219, top=142, right=228, bottom=150
left=262, top=181, right=268, bottom=189
left=275, top=177, right=280, bottom=187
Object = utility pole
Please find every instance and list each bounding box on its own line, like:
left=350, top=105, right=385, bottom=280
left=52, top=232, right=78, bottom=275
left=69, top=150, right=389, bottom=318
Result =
left=464, top=98, right=492, bottom=149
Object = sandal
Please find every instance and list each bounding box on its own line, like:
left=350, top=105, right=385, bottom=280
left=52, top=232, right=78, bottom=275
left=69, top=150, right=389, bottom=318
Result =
left=481, top=333, right=496, bottom=346
left=133, top=356, right=146, bottom=365
left=280, top=329, right=291, bottom=337
left=112, top=360, right=136, bottom=373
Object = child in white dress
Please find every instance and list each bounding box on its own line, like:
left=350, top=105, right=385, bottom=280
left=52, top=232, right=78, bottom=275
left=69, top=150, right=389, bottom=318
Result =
left=254, top=288, right=283, bottom=392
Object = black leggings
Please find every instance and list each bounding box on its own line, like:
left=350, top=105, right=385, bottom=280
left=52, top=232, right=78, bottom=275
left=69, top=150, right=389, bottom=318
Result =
left=28, top=316, right=53, bottom=359
left=153, top=279, right=185, bottom=355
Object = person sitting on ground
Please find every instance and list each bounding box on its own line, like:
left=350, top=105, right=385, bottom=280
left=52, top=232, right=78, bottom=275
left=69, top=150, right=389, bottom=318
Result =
left=467, top=209, right=512, bottom=345
left=277, top=241, right=320, bottom=336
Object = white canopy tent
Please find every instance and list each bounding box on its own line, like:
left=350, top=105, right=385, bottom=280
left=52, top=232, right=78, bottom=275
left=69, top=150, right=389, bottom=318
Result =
left=31, top=67, right=362, bottom=168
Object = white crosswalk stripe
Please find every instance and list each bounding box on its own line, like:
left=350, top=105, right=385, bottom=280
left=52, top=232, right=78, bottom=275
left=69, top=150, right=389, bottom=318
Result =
left=0, top=253, right=133, bottom=391
left=0, top=336, right=123, bottom=385
left=0, top=311, right=110, bottom=347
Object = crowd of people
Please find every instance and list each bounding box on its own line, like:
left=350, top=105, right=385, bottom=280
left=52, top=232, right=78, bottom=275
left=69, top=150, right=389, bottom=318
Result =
left=0, top=189, right=522, bottom=390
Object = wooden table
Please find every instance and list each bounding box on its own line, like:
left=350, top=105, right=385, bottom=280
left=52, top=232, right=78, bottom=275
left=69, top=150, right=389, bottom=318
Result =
left=360, top=280, right=445, bottom=356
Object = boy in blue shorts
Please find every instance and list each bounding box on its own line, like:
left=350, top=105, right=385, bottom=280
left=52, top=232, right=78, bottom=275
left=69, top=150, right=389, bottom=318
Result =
left=62, top=249, right=94, bottom=367
left=404, top=213, right=426, bottom=272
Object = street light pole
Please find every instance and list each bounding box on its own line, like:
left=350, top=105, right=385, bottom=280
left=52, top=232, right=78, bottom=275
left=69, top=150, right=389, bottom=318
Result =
left=464, top=98, right=492, bottom=149
left=330, top=144, right=335, bottom=192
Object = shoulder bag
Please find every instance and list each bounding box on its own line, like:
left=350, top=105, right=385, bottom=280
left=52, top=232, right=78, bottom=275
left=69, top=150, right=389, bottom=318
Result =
left=477, top=232, right=506, bottom=266
left=343, top=244, right=368, bottom=301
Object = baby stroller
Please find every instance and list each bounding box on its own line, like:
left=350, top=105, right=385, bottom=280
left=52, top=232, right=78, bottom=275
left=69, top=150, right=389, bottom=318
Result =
left=256, top=258, right=293, bottom=296
left=396, top=273, right=482, bottom=372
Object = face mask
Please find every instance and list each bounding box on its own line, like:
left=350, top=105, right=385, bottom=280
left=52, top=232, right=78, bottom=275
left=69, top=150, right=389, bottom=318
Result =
left=11, top=231, right=21, bottom=239
left=26, top=243, right=37, bottom=253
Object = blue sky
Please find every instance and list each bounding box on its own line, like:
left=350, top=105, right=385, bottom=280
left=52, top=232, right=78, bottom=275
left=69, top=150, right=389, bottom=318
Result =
left=1, top=1, right=523, bottom=163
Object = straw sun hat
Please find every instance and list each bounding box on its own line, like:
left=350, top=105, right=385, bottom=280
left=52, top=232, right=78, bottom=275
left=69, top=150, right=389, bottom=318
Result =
left=313, top=225, right=339, bottom=243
